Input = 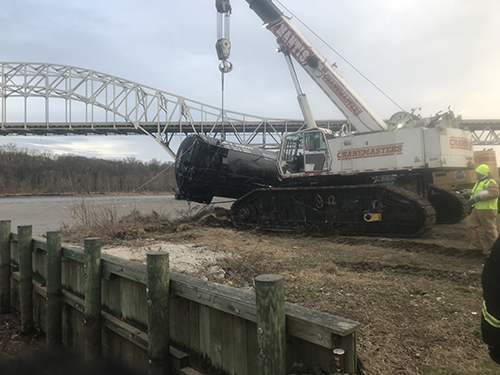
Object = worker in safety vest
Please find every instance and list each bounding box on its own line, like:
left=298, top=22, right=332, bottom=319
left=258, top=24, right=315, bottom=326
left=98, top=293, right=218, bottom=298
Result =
left=482, top=237, right=500, bottom=365
left=467, top=164, right=499, bottom=253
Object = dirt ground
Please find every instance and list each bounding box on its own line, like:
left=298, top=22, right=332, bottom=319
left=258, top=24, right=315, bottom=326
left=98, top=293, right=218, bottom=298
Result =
left=2, top=208, right=500, bottom=374
left=0, top=311, right=43, bottom=361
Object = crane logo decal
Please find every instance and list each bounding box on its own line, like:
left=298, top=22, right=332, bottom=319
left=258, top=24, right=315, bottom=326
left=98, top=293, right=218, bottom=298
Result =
left=322, top=74, right=363, bottom=116
left=449, top=137, right=473, bottom=150
left=337, top=143, right=403, bottom=160
left=271, top=21, right=313, bottom=65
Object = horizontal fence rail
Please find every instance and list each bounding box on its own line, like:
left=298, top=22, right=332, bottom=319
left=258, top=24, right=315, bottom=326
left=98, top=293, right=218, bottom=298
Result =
left=0, top=220, right=362, bottom=375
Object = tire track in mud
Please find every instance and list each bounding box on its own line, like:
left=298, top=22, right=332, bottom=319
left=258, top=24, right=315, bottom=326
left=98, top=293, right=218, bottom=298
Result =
left=319, top=236, right=484, bottom=284
left=327, top=236, right=482, bottom=259
left=335, top=260, right=481, bottom=285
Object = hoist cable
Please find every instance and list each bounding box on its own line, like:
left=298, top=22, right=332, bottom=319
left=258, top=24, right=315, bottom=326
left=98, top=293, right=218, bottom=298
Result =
left=274, top=0, right=406, bottom=113
left=221, top=71, right=225, bottom=140
left=131, top=141, right=196, bottom=193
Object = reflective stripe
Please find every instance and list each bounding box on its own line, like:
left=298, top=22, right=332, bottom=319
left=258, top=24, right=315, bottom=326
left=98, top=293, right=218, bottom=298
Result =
left=483, top=301, right=500, bottom=328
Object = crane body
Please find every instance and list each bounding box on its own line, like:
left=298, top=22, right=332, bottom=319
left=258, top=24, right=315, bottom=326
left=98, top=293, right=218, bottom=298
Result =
left=174, top=0, right=474, bottom=236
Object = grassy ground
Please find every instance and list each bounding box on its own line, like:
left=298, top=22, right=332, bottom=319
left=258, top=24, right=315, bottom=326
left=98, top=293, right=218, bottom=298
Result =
left=58, top=205, right=500, bottom=374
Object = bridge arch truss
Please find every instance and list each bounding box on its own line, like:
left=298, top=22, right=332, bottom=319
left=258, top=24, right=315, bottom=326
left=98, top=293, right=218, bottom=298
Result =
left=1, top=62, right=499, bottom=158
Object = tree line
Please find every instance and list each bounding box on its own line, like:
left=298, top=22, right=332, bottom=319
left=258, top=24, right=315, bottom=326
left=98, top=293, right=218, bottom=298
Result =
left=0, top=144, right=176, bottom=195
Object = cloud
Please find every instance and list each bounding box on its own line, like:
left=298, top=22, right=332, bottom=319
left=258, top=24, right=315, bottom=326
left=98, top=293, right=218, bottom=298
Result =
left=0, top=0, right=499, bottom=161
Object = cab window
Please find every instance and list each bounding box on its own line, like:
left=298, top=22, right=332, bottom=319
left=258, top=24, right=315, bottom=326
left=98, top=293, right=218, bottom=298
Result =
left=283, top=133, right=303, bottom=162
left=304, top=131, right=327, bottom=151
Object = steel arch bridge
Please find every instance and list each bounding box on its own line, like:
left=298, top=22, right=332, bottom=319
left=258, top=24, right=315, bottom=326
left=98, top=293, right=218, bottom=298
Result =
left=1, top=62, right=500, bottom=158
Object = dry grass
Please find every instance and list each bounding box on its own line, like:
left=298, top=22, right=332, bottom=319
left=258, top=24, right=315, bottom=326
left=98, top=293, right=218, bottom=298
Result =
left=62, top=199, right=228, bottom=244
left=58, top=206, right=500, bottom=375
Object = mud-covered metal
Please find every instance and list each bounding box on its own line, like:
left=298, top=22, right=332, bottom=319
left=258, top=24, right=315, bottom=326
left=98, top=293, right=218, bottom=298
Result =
left=231, top=184, right=437, bottom=237
left=427, top=184, right=470, bottom=224
left=174, top=135, right=279, bottom=204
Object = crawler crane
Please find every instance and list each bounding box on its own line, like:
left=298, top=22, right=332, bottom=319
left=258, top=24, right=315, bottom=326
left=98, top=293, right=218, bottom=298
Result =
left=174, top=0, right=473, bottom=236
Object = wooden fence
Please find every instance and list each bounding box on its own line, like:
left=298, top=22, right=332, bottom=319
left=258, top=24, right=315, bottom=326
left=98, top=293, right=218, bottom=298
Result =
left=0, top=220, right=361, bottom=374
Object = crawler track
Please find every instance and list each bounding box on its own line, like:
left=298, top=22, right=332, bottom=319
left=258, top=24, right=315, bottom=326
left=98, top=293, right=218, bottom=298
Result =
left=231, top=184, right=436, bottom=237
left=427, top=183, right=469, bottom=224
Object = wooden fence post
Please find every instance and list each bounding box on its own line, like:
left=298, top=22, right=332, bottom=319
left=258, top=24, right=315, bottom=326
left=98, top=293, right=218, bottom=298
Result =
left=0, top=221, right=11, bottom=313
left=255, top=274, right=286, bottom=375
left=46, top=231, right=62, bottom=349
left=147, top=252, right=170, bottom=375
left=18, top=225, right=33, bottom=333
left=84, top=237, right=102, bottom=361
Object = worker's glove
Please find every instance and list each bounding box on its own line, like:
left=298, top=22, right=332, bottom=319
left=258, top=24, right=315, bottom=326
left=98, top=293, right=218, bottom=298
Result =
left=467, top=196, right=480, bottom=205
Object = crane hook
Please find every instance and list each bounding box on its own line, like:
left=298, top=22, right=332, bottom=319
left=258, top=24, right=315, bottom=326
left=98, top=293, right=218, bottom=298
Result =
left=219, top=60, right=233, bottom=73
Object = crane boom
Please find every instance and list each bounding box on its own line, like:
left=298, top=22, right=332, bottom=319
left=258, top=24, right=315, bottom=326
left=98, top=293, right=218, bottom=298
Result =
left=245, top=0, right=388, bottom=133
left=174, top=0, right=474, bottom=238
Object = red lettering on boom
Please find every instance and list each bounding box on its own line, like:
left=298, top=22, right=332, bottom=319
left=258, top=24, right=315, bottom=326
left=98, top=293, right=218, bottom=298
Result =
left=270, top=21, right=313, bottom=65
left=323, top=74, right=363, bottom=117
left=271, top=20, right=363, bottom=116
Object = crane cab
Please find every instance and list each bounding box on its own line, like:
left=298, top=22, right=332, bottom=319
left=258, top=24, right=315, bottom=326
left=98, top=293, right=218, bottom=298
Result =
left=278, top=128, right=333, bottom=176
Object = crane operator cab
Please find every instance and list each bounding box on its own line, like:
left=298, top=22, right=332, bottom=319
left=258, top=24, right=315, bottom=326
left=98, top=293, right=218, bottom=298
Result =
left=279, top=128, right=333, bottom=175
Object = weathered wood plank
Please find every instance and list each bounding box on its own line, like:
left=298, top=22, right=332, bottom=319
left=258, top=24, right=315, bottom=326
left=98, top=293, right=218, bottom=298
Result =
left=170, top=272, right=360, bottom=347
left=314, top=345, right=336, bottom=373
left=171, top=296, right=190, bottom=349
left=83, top=237, right=102, bottom=361
left=9, top=236, right=18, bottom=269
left=32, top=288, right=47, bottom=332
left=120, top=277, right=147, bottom=328
left=46, top=231, right=62, bottom=349
left=102, top=254, right=147, bottom=284
left=66, top=300, right=86, bottom=352
left=220, top=311, right=235, bottom=374
left=9, top=232, right=362, bottom=374
left=33, top=244, right=46, bottom=282
left=147, top=252, right=170, bottom=375
left=188, top=300, right=200, bottom=354
left=209, top=308, right=222, bottom=370
left=57, top=242, right=360, bottom=346
left=341, top=331, right=357, bottom=374
left=255, top=274, right=286, bottom=375
left=102, top=310, right=148, bottom=350
left=18, top=225, right=33, bottom=333
left=32, top=237, right=47, bottom=251
left=0, top=221, right=11, bottom=313
left=62, top=289, right=84, bottom=312
left=198, top=304, right=211, bottom=361
left=170, top=272, right=257, bottom=323
left=286, top=303, right=360, bottom=339
left=62, top=258, right=85, bottom=298
left=102, top=276, right=122, bottom=317
left=233, top=316, right=248, bottom=375
left=246, top=320, right=259, bottom=375
left=62, top=244, right=86, bottom=263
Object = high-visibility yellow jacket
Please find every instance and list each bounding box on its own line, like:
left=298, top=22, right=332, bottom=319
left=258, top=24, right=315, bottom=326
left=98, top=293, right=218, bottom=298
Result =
left=471, top=177, right=499, bottom=210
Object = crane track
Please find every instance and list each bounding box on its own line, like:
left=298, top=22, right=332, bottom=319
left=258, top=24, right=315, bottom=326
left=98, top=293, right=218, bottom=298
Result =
left=231, top=184, right=436, bottom=237
left=427, top=183, right=469, bottom=224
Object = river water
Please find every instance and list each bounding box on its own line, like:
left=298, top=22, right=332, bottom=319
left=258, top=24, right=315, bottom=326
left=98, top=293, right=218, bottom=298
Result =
left=0, top=194, right=232, bottom=236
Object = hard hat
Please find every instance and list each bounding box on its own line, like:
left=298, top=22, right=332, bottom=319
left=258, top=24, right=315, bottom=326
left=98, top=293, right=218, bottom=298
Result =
left=476, top=164, right=490, bottom=175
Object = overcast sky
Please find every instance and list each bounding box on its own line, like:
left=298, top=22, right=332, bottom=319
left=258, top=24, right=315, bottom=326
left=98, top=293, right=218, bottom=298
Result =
left=1, top=0, right=499, bottom=162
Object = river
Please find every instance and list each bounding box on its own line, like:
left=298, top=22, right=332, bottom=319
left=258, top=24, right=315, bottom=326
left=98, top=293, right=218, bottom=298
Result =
left=0, top=195, right=233, bottom=235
